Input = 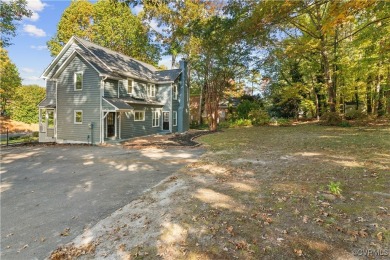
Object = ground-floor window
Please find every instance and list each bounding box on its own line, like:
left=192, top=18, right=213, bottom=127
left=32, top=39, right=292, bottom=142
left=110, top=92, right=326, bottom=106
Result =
left=74, top=110, right=83, bottom=124
left=134, top=110, right=145, bottom=121
left=173, top=111, right=177, bottom=126
left=152, top=110, right=160, bottom=127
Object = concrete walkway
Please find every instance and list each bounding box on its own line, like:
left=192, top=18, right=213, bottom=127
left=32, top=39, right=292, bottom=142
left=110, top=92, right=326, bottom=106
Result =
left=0, top=145, right=203, bottom=260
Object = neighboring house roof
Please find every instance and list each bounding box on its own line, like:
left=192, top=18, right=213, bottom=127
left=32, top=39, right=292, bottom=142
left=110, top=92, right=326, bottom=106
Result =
left=42, top=36, right=181, bottom=83
left=219, top=97, right=241, bottom=109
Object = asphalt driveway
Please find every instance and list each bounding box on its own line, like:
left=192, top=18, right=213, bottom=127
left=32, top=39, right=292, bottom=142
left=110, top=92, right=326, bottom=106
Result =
left=0, top=145, right=203, bottom=259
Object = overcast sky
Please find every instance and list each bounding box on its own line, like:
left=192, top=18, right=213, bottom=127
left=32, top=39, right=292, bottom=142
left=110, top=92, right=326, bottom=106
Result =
left=7, top=0, right=171, bottom=87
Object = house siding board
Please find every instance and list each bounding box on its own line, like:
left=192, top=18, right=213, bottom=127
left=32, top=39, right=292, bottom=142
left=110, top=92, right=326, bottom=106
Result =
left=56, top=54, right=100, bottom=144
left=120, top=105, right=160, bottom=139
left=39, top=80, right=56, bottom=107
left=47, top=43, right=79, bottom=78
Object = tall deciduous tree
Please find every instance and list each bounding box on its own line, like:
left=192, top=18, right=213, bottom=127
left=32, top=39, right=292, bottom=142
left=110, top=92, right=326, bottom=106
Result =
left=93, top=0, right=159, bottom=64
left=0, top=47, right=21, bottom=115
left=47, top=0, right=159, bottom=64
left=232, top=0, right=390, bottom=116
left=0, top=0, right=32, bottom=47
left=47, top=0, right=94, bottom=56
left=10, top=85, right=45, bottom=123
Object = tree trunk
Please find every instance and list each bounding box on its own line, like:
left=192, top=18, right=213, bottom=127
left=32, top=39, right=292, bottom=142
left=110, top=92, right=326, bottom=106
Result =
left=366, top=76, right=373, bottom=114
left=320, top=39, right=335, bottom=112
left=355, top=86, right=359, bottom=110
left=377, top=80, right=385, bottom=116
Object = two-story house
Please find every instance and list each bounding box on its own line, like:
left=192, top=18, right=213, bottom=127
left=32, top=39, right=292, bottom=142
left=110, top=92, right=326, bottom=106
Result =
left=38, top=36, right=189, bottom=144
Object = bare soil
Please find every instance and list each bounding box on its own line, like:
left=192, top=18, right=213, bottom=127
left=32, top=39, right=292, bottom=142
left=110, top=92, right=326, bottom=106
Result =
left=49, top=124, right=390, bottom=260
left=0, top=117, right=38, bottom=134
left=121, top=130, right=213, bottom=149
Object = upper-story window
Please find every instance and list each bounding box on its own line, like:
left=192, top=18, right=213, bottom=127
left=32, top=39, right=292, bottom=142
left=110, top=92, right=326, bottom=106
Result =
left=74, top=72, right=83, bottom=91
left=147, top=84, right=156, bottom=97
left=173, top=84, right=178, bottom=100
left=127, top=79, right=133, bottom=94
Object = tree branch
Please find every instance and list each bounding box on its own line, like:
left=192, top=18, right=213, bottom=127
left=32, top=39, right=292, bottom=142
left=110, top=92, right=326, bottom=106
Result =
left=337, top=16, right=390, bottom=43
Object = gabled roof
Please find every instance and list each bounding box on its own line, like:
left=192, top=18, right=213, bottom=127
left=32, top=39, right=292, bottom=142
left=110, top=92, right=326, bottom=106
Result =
left=42, top=36, right=181, bottom=83
left=103, top=97, right=134, bottom=111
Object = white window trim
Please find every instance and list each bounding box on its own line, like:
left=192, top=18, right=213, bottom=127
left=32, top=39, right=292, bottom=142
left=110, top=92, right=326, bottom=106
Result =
left=74, top=110, right=83, bottom=124
left=152, top=110, right=160, bottom=127
left=74, top=71, right=83, bottom=91
left=173, top=111, right=177, bottom=126
left=134, top=110, right=145, bottom=121
left=173, top=84, right=178, bottom=100
left=148, top=84, right=156, bottom=97
left=127, top=79, right=134, bottom=94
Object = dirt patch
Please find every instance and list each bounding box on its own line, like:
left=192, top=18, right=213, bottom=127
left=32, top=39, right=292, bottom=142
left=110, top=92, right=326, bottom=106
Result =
left=49, top=125, right=390, bottom=259
left=122, top=130, right=213, bottom=148
left=0, top=117, right=38, bottom=134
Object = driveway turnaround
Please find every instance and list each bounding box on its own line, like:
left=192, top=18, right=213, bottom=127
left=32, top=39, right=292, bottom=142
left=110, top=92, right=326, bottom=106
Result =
left=1, top=145, right=203, bottom=260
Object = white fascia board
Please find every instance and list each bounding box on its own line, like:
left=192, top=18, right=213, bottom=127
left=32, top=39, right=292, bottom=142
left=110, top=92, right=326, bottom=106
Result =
left=52, top=50, right=101, bottom=79
left=41, top=36, right=76, bottom=78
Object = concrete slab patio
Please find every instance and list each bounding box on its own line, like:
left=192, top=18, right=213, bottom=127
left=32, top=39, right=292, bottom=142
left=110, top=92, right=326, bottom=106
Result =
left=0, top=145, right=203, bottom=260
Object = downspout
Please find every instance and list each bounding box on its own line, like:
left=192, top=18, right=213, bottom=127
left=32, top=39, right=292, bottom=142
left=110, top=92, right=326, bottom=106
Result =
left=54, top=79, right=58, bottom=141
left=100, top=76, right=107, bottom=144
left=170, top=83, right=173, bottom=133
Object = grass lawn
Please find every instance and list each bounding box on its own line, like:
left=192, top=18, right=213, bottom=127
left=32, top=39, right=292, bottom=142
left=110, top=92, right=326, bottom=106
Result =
left=152, top=124, right=390, bottom=259
left=51, top=124, right=389, bottom=259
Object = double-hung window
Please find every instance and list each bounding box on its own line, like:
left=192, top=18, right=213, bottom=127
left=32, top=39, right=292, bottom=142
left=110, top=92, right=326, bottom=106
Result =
left=173, top=84, right=178, bottom=100
left=152, top=110, right=160, bottom=127
left=74, top=110, right=83, bottom=124
left=74, top=72, right=83, bottom=90
left=172, top=111, right=177, bottom=126
left=147, top=84, right=156, bottom=97
left=134, top=110, right=145, bottom=121
left=127, top=79, right=133, bottom=94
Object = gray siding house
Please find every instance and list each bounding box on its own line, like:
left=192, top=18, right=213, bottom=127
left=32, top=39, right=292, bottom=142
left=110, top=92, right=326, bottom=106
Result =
left=39, top=36, right=189, bottom=144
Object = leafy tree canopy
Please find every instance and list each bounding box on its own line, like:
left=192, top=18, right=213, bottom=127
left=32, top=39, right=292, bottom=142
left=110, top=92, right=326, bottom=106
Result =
left=10, top=85, right=45, bottom=123
left=0, top=0, right=32, bottom=47
left=0, top=47, right=21, bottom=115
left=47, top=0, right=160, bottom=64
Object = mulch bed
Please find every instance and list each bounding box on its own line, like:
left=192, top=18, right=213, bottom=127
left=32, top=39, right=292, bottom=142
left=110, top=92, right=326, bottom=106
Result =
left=122, top=130, right=214, bottom=149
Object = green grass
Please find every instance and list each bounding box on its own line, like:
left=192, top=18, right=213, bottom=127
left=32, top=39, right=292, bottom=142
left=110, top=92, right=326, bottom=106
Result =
left=0, top=135, right=38, bottom=145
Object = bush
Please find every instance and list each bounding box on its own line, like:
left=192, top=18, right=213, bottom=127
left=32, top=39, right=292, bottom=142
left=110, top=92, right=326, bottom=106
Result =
left=230, top=119, right=252, bottom=127
left=345, top=109, right=367, bottom=120
left=248, top=108, right=270, bottom=126
left=236, top=100, right=263, bottom=120
left=275, top=118, right=292, bottom=126
left=320, top=112, right=342, bottom=126
left=218, top=121, right=230, bottom=129
left=339, top=121, right=351, bottom=127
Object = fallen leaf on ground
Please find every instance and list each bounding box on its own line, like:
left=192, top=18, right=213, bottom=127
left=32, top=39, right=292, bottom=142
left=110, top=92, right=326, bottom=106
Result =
left=294, top=249, right=303, bottom=256
left=60, top=228, right=70, bottom=236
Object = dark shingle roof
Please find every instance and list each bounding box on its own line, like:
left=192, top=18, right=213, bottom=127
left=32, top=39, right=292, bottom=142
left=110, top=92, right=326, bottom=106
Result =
left=38, top=98, right=56, bottom=108
left=120, top=96, right=164, bottom=106
left=103, top=97, right=134, bottom=111
left=74, top=37, right=181, bottom=83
